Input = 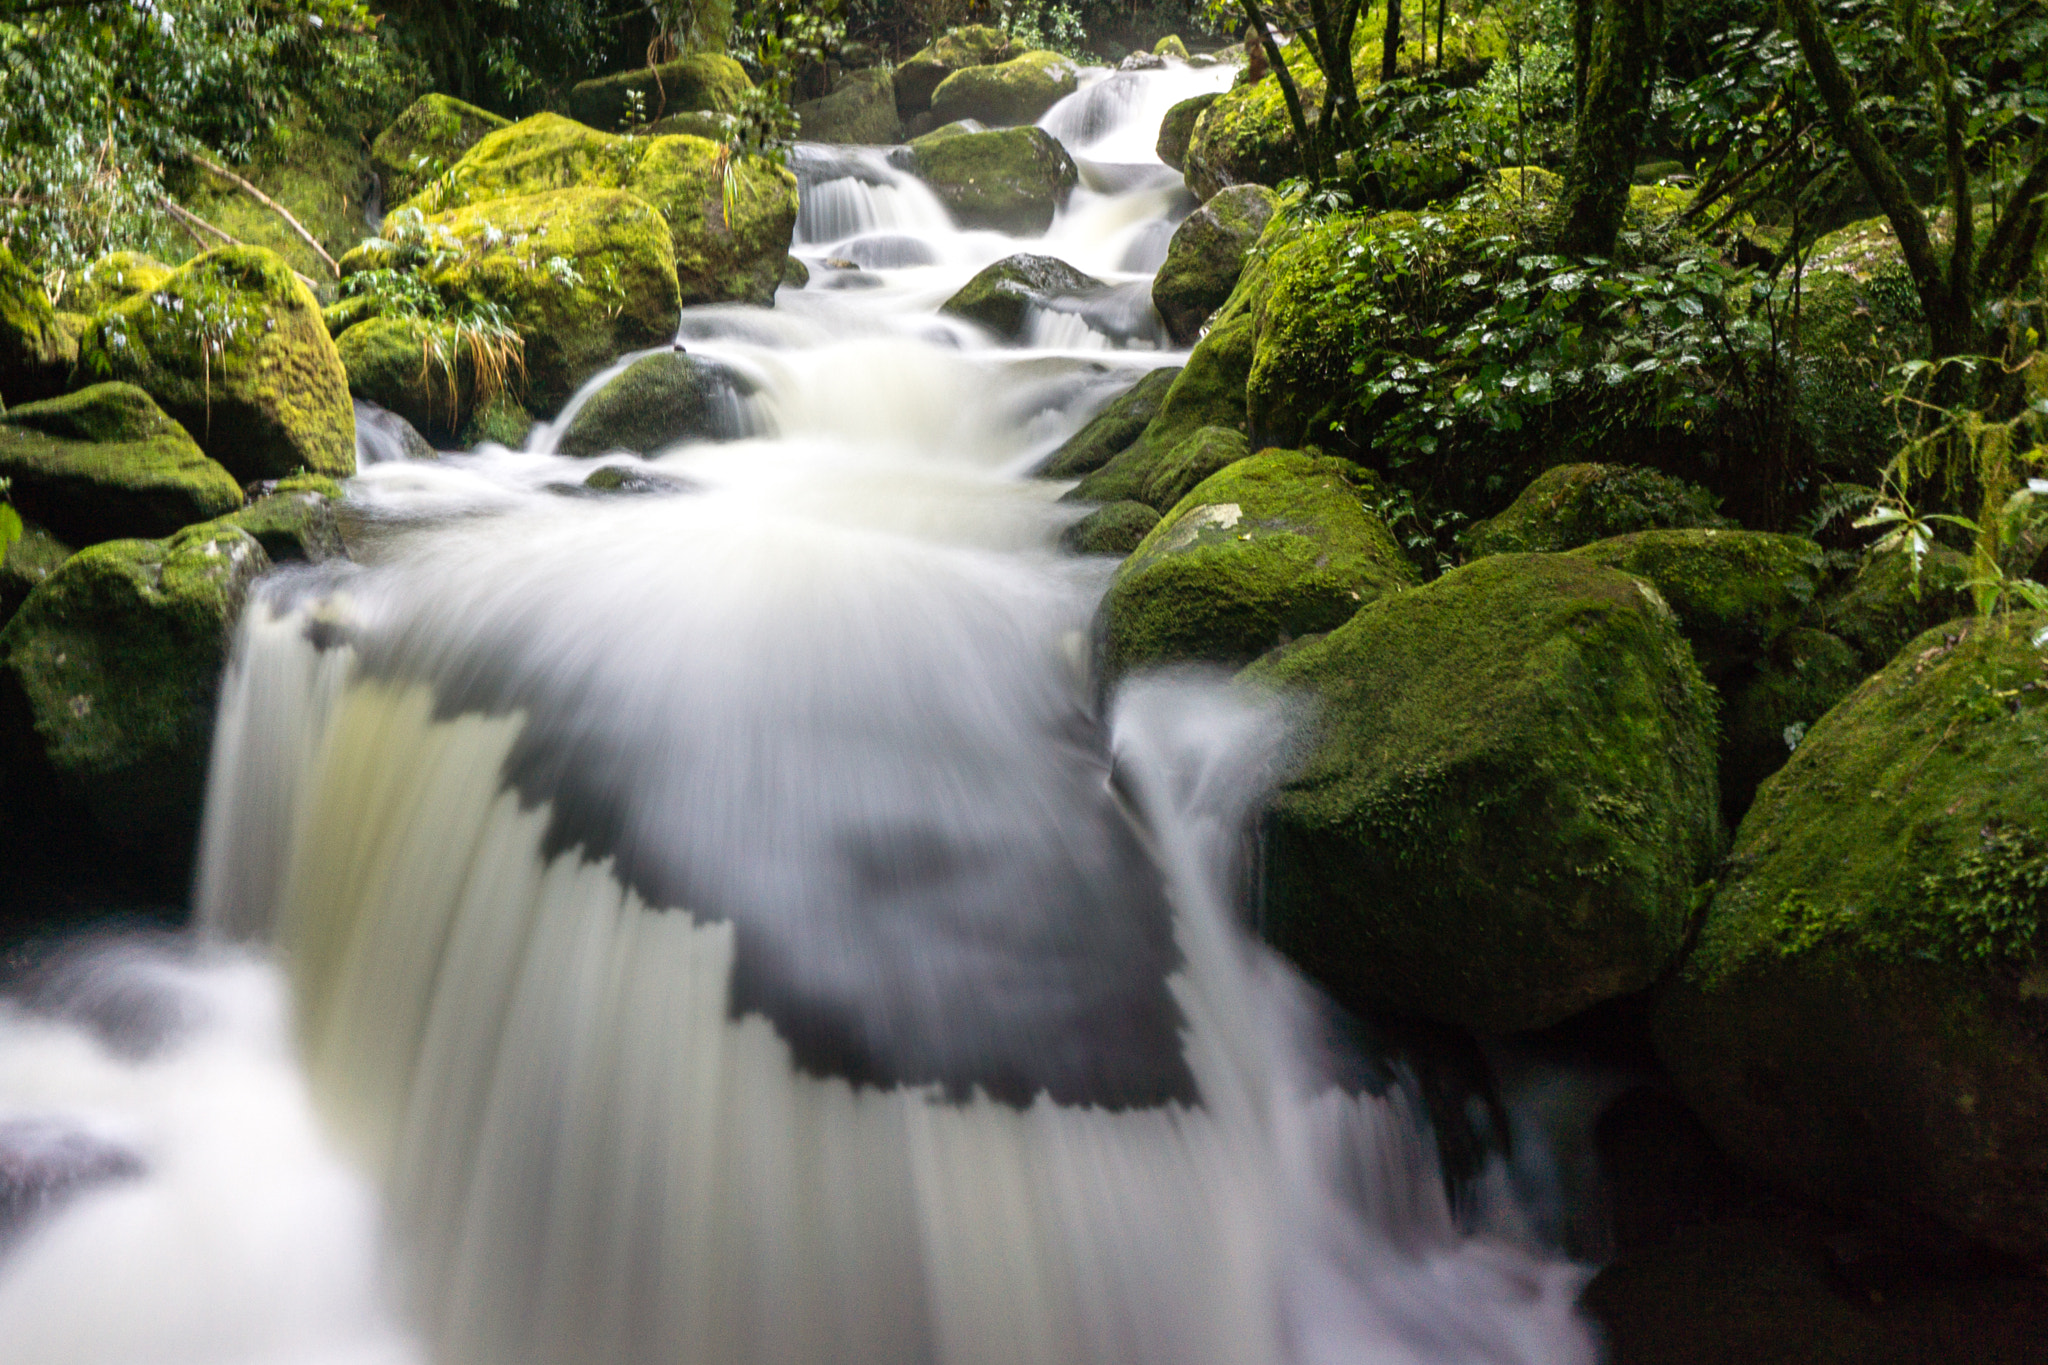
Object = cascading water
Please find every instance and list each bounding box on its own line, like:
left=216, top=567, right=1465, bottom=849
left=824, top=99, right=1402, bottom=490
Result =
left=0, top=58, right=1598, bottom=1365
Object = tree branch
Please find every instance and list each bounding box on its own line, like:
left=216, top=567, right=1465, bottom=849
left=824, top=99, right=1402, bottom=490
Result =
left=1979, top=136, right=2048, bottom=301
left=187, top=152, right=341, bottom=278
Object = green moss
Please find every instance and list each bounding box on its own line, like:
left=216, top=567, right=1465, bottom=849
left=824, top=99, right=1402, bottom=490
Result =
left=1182, top=45, right=1324, bottom=200
left=557, top=350, right=739, bottom=457
left=894, top=25, right=1013, bottom=118
left=1060, top=500, right=1159, bottom=556
left=567, top=54, right=753, bottom=131
left=1464, top=463, right=1732, bottom=556
left=794, top=68, right=901, bottom=145
left=179, top=123, right=375, bottom=294
left=336, top=316, right=466, bottom=444
left=322, top=294, right=381, bottom=339
left=371, top=94, right=512, bottom=205
left=0, top=523, right=73, bottom=627
left=1156, top=93, right=1218, bottom=173
left=1154, top=34, right=1191, bottom=59
left=1719, top=626, right=1867, bottom=820
left=58, top=253, right=175, bottom=315
left=463, top=395, right=534, bottom=449
left=1152, top=183, right=1277, bottom=346
left=929, top=49, right=1080, bottom=127
left=1568, top=529, right=1826, bottom=680
left=1102, top=449, right=1416, bottom=676
left=2, top=243, right=78, bottom=407
left=1137, top=425, right=1250, bottom=510
left=208, top=480, right=346, bottom=563
left=402, top=114, right=639, bottom=213
left=909, top=125, right=1079, bottom=235
left=940, top=253, right=1102, bottom=340
left=1036, top=367, right=1180, bottom=479
left=0, top=383, right=243, bottom=545
left=1795, top=218, right=1929, bottom=485
left=77, top=245, right=355, bottom=482
left=1247, top=552, right=1721, bottom=1032
left=1818, top=543, right=1974, bottom=671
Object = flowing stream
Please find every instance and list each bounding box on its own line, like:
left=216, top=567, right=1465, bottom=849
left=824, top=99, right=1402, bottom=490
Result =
left=0, top=61, right=1597, bottom=1365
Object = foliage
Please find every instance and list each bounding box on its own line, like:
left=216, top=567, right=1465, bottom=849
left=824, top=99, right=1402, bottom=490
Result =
left=998, top=0, right=1091, bottom=57
left=0, top=478, right=20, bottom=563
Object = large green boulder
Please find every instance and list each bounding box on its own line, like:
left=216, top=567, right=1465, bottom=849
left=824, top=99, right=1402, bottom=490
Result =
left=1156, top=93, right=1219, bottom=173
left=57, top=252, right=175, bottom=316
left=1103, top=449, right=1415, bottom=676
left=1036, top=366, right=1180, bottom=479
left=1182, top=49, right=1321, bottom=200
left=406, top=116, right=797, bottom=309
left=1719, top=626, right=1866, bottom=819
left=929, top=50, right=1080, bottom=127
left=0, top=521, right=269, bottom=879
left=1655, top=615, right=2048, bottom=1258
left=795, top=68, right=901, bottom=144
left=218, top=472, right=347, bottom=563
left=939, top=253, right=1102, bottom=341
left=1247, top=553, right=1722, bottom=1033
left=336, top=317, right=476, bottom=446
left=371, top=94, right=512, bottom=205
left=567, top=53, right=753, bottom=131
left=1134, top=424, right=1251, bottom=512
left=1152, top=183, right=1276, bottom=346
left=1815, top=543, right=1974, bottom=672
left=2, top=244, right=78, bottom=407
left=342, top=187, right=683, bottom=417
left=76, top=246, right=354, bottom=483
left=894, top=25, right=1013, bottom=119
left=0, top=384, right=242, bottom=546
left=1569, top=529, right=1827, bottom=681
left=1060, top=500, right=1159, bottom=556
left=1464, top=463, right=1732, bottom=557
left=909, top=124, right=1078, bottom=234
left=556, top=350, right=744, bottom=456
left=0, top=524, right=72, bottom=627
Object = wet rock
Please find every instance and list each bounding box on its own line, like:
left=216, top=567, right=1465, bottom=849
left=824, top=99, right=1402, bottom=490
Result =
left=556, top=351, right=748, bottom=457
left=929, top=50, right=1080, bottom=128
left=216, top=473, right=348, bottom=563
left=371, top=94, right=512, bottom=205
left=1060, top=500, right=1159, bottom=556
left=1152, top=183, right=1276, bottom=346
left=1182, top=48, right=1319, bottom=200
left=1156, top=93, right=1220, bottom=173
left=1464, top=463, right=1733, bottom=557
left=1154, top=34, right=1191, bottom=59
left=909, top=124, right=1078, bottom=234
left=893, top=25, right=1012, bottom=120
left=2, top=244, right=79, bottom=407
left=939, top=253, right=1103, bottom=341
left=1247, top=553, right=1721, bottom=1033
left=1136, top=424, right=1250, bottom=511
left=567, top=53, right=753, bottom=131
left=352, top=398, right=436, bottom=463
left=582, top=464, right=698, bottom=495
left=1104, top=449, right=1415, bottom=676
left=795, top=68, right=901, bottom=144
left=0, top=384, right=242, bottom=546
left=1655, top=613, right=2048, bottom=1259
left=76, top=246, right=355, bottom=481
left=0, top=1118, right=145, bottom=1251
left=1035, top=366, right=1180, bottom=479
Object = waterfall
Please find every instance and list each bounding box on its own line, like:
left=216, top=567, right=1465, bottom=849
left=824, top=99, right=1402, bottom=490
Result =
left=0, top=59, right=1599, bottom=1365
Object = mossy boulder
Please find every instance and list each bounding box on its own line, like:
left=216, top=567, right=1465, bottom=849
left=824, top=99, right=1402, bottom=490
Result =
left=1247, top=553, right=1722, bottom=1033
left=1157, top=93, right=1219, bottom=173
left=1, top=524, right=72, bottom=627
left=795, top=68, right=901, bottom=144
left=909, top=124, right=1078, bottom=234
left=929, top=50, right=1080, bottom=127
left=1654, top=615, right=2048, bottom=1258
left=321, top=294, right=380, bottom=339
left=939, top=253, right=1102, bottom=340
left=58, top=253, right=174, bottom=315
left=1464, top=463, right=1733, bottom=557
left=0, top=383, right=242, bottom=546
left=1154, top=34, right=1191, bottom=59
left=1103, top=450, right=1416, bottom=676
left=1719, top=627, right=1867, bottom=819
left=567, top=53, right=753, bottom=131
left=1816, top=544, right=1974, bottom=672
left=371, top=94, right=512, bottom=205
left=1152, top=183, right=1276, bottom=346
left=216, top=474, right=347, bottom=563
left=2, top=244, right=78, bottom=407
left=0, top=522, right=269, bottom=880
left=77, top=246, right=355, bottom=482
left=894, top=25, right=1013, bottom=119
left=342, top=187, right=683, bottom=417
left=1569, top=529, right=1827, bottom=681
left=1134, top=424, right=1250, bottom=511
left=556, top=350, right=747, bottom=457
left=336, top=317, right=472, bottom=446
left=405, top=116, right=797, bottom=309
left=1182, top=48, right=1323, bottom=200
left=1036, top=366, right=1180, bottom=478
left=1060, top=500, right=1159, bottom=556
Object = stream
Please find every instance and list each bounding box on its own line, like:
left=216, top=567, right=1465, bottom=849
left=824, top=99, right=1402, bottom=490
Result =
left=0, top=61, right=1598, bottom=1365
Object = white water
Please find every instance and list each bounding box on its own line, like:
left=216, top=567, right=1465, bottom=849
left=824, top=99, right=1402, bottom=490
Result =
left=0, top=59, right=1597, bottom=1365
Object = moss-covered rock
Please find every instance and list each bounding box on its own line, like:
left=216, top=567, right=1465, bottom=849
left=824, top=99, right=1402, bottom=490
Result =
left=1464, top=463, right=1733, bottom=557
left=1154, top=34, right=1191, bottom=59
left=405, top=116, right=797, bottom=309
left=1795, top=218, right=1928, bottom=485
left=795, top=68, right=901, bottom=144
left=1157, top=93, right=1219, bottom=173
left=178, top=123, right=376, bottom=292
left=0, top=523, right=72, bottom=627
left=909, top=124, right=1078, bottom=234
left=58, top=253, right=175, bottom=315
left=1060, top=500, right=1159, bottom=556
left=1719, top=627, right=1866, bottom=819
left=939, top=253, right=1102, bottom=340
left=0, top=522, right=269, bottom=879
left=0, top=383, right=243, bottom=546
left=1816, top=544, right=1974, bottom=672
left=567, top=53, right=753, bottom=131
left=1135, top=424, right=1250, bottom=511
left=1152, top=183, right=1276, bottom=346
left=1569, top=529, right=1826, bottom=680
left=215, top=473, right=346, bottom=563
left=894, top=25, right=1013, bottom=119
left=1035, top=366, right=1180, bottom=479
left=1182, top=47, right=1323, bottom=201
left=77, top=246, right=355, bottom=482
left=1654, top=615, right=2048, bottom=1258
left=321, top=294, right=381, bottom=339
left=1103, top=450, right=1415, bottom=676
left=556, top=350, right=746, bottom=456
left=929, top=49, right=1080, bottom=127
left=2, top=244, right=78, bottom=407
left=336, top=316, right=471, bottom=446
left=371, top=94, right=512, bottom=205
left=1247, top=552, right=1722, bottom=1033
left=342, top=187, right=683, bottom=417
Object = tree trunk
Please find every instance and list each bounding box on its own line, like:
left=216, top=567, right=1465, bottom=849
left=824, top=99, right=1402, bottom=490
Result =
left=1436, top=0, right=1448, bottom=70
left=1381, top=0, right=1403, bottom=82
left=1554, top=0, right=1663, bottom=258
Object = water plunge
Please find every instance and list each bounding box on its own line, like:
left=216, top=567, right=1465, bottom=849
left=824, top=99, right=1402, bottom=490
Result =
left=0, top=59, right=1597, bottom=1365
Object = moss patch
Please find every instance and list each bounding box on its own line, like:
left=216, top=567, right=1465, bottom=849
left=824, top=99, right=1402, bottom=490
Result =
left=894, top=25, right=1013, bottom=118
left=1036, top=366, right=1179, bottom=479
left=1152, top=183, right=1277, bottom=347
left=1060, top=500, right=1159, bottom=556
left=940, top=253, right=1102, bottom=340
left=1156, top=93, right=1218, bottom=173
left=1465, top=462, right=1732, bottom=556
left=929, top=49, right=1080, bottom=127
left=58, top=253, right=175, bottom=315
left=372, top=94, right=511, bottom=205
left=909, top=125, right=1078, bottom=235
left=567, top=54, right=753, bottom=131
left=557, top=350, right=744, bottom=457
left=2, top=243, right=79, bottom=407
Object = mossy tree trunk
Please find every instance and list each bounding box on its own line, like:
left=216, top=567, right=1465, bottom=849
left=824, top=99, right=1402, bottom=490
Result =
left=1237, top=0, right=1368, bottom=190
left=1553, top=0, right=1663, bottom=258
left=1381, top=0, right=1402, bottom=82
